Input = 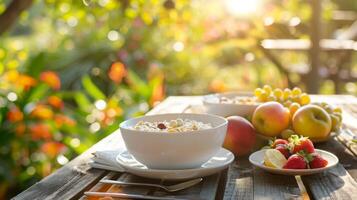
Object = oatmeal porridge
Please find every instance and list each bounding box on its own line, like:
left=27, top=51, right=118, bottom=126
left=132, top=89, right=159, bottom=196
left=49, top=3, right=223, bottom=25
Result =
left=218, top=96, right=257, bottom=105
left=132, top=118, right=212, bottom=132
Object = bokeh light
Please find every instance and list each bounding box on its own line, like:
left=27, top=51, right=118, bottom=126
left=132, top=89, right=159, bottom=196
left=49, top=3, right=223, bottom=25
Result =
left=224, top=0, right=262, bottom=16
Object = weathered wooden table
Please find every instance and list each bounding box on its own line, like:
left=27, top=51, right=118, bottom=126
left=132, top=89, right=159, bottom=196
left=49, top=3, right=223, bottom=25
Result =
left=14, top=95, right=357, bottom=200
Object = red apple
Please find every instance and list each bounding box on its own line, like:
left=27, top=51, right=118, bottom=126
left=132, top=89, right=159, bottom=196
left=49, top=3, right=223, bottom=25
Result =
left=252, top=102, right=290, bottom=137
left=223, top=116, right=256, bottom=156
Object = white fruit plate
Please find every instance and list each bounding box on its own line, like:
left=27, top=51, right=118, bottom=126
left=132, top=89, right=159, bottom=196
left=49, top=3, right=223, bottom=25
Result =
left=202, top=92, right=260, bottom=117
left=249, top=149, right=339, bottom=176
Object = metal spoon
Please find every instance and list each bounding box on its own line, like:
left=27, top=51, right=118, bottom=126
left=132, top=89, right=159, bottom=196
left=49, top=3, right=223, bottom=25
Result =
left=99, top=178, right=203, bottom=192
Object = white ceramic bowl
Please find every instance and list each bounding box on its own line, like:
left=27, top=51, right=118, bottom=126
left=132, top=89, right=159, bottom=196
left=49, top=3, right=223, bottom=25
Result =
left=120, top=113, right=228, bottom=170
left=203, top=92, right=260, bottom=117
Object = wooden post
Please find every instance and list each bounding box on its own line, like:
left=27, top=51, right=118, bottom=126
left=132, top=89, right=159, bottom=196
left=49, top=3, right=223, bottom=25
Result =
left=306, top=0, right=321, bottom=94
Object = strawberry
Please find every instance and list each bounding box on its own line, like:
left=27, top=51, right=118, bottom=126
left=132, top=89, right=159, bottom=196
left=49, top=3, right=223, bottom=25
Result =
left=309, top=154, right=328, bottom=169
left=283, top=154, right=307, bottom=169
left=289, top=135, right=315, bottom=154
left=270, top=138, right=289, bottom=148
left=275, top=145, right=290, bottom=159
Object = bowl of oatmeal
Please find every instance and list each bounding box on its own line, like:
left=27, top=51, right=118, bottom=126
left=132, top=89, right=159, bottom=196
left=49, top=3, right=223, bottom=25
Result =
left=203, top=92, right=260, bottom=117
left=119, top=113, right=228, bottom=169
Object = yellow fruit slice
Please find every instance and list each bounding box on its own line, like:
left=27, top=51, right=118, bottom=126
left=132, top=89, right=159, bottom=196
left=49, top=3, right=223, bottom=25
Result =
left=264, top=149, right=287, bottom=169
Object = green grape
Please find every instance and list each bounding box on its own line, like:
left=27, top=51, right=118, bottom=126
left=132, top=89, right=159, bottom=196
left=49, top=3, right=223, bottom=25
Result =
left=273, top=88, right=283, bottom=98
left=333, top=107, right=342, bottom=114
left=258, top=91, right=268, bottom=102
left=254, top=88, right=263, bottom=97
left=330, top=114, right=341, bottom=131
left=281, top=129, right=295, bottom=140
left=263, top=85, right=272, bottom=95
left=292, top=87, right=302, bottom=96
left=283, top=88, right=291, bottom=100
left=300, top=93, right=310, bottom=105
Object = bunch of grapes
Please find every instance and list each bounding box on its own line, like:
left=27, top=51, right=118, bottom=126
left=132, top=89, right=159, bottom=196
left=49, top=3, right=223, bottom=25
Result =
left=312, top=102, right=343, bottom=132
left=254, top=85, right=311, bottom=115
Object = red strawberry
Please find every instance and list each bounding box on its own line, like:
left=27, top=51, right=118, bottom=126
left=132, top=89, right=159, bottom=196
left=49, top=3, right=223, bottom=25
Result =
left=289, top=135, right=315, bottom=154
left=270, top=139, right=289, bottom=148
left=309, top=154, right=328, bottom=169
left=275, top=145, right=290, bottom=159
left=283, top=154, right=307, bottom=169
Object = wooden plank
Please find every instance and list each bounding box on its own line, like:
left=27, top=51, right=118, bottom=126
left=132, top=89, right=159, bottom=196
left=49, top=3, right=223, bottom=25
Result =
left=223, top=159, right=253, bottom=200
left=308, top=137, right=357, bottom=184
left=337, top=128, right=357, bottom=156
left=303, top=164, right=357, bottom=200
left=78, top=172, right=120, bottom=200
left=198, top=173, right=222, bottom=200
left=253, top=169, right=302, bottom=200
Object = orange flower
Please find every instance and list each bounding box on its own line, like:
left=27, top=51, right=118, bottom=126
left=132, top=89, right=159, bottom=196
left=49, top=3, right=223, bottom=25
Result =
left=4, top=70, right=19, bottom=82
left=102, top=107, right=123, bottom=125
left=150, top=79, right=165, bottom=106
left=15, top=123, right=26, bottom=136
left=108, top=62, right=127, bottom=84
left=41, top=141, right=66, bottom=158
left=7, top=106, right=23, bottom=122
left=29, top=124, right=52, bottom=140
left=54, top=114, right=76, bottom=128
left=18, top=75, right=37, bottom=90
left=47, top=96, right=64, bottom=110
left=4, top=71, right=37, bottom=90
left=30, top=104, right=53, bottom=120
left=40, top=71, right=61, bottom=90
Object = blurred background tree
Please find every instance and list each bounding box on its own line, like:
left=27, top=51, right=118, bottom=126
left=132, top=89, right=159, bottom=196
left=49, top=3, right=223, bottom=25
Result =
left=0, top=0, right=356, bottom=198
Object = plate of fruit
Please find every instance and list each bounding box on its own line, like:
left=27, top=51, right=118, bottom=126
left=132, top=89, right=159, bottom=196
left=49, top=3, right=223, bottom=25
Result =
left=250, top=85, right=343, bottom=143
left=249, top=136, right=339, bottom=175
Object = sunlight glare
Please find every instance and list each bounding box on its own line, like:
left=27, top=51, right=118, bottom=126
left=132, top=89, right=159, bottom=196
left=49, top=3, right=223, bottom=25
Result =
left=224, top=0, right=261, bottom=16
left=95, top=99, right=107, bottom=110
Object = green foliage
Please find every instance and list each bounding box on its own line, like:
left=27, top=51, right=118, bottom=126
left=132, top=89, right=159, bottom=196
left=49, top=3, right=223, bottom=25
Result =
left=82, top=75, right=106, bottom=100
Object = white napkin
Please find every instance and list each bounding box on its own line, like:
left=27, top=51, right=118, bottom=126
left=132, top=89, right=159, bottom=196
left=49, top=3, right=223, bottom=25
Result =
left=89, top=149, right=125, bottom=172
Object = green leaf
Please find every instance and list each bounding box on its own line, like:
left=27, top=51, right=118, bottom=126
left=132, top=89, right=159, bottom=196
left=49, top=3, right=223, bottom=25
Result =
left=24, top=52, right=46, bottom=76
left=81, top=75, right=106, bottom=100
left=127, top=70, right=150, bottom=98
left=26, top=84, right=50, bottom=102
left=74, top=92, right=92, bottom=111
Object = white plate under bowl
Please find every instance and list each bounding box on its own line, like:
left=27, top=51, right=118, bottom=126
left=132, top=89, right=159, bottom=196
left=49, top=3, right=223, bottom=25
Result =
left=249, top=149, right=338, bottom=176
left=116, top=148, right=234, bottom=180
left=203, top=92, right=260, bottom=117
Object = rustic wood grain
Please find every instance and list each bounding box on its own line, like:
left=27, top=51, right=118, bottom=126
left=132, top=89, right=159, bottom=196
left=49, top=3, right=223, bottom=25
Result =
left=223, top=158, right=253, bottom=200
left=337, top=130, right=357, bottom=157
left=78, top=172, right=119, bottom=200
left=315, top=137, right=357, bottom=178
left=303, top=164, right=357, bottom=200
left=254, top=169, right=302, bottom=200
